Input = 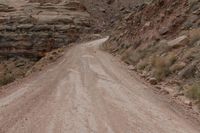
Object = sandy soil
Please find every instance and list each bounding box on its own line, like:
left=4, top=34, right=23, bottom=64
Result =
left=0, top=38, right=199, bottom=133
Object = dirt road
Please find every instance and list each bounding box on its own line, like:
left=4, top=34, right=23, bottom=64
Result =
left=0, top=38, right=199, bottom=133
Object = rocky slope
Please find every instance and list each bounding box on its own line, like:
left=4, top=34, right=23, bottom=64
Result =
left=103, top=0, right=200, bottom=110
left=80, top=0, right=152, bottom=31
left=0, top=0, right=91, bottom=85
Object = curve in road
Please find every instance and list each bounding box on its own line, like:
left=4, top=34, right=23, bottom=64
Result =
left=0, top=38, right=199, bottom=133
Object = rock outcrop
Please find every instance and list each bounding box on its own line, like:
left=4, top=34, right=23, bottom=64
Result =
left=0, top=0, right=91, bottom=59
left=0, top=0, right=91, bottom=85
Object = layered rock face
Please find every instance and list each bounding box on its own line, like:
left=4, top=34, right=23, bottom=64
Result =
left=0, top=0, right=91, bottom=85
left=29, top=0, right=61, bottom=4
left=0, top=0, right=91, bottom=59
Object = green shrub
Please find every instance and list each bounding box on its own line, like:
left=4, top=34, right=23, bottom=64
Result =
left=152, top=53, right=177, bottom=80
left=152, top=56, right=170, bottom=80
left=0, top=74, right=15, bottom=86
left=186, top=83, right=200, bottom=102
left=189, top=28, right=200, bottom=45
left=137, top=60, right=148, bottom=70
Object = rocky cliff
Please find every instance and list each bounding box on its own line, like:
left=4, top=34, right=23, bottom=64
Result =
left=0, top=0, right=91, bottom=58
left=0, top=0, right=91, bottom=85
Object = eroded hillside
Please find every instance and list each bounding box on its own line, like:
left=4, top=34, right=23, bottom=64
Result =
left=103, top=0, right=200, bottom=110
left=80, top=0, right=153, bottom=31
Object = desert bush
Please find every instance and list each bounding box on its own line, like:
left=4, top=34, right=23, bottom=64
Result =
left=152, top=56, right=169, bottom=80
left=186, top=82, right=200, bottom=102
left=137, top=59, right=148, bottom=70
left=130, top=50, right=146, bottom=63
left=152, top=53, right=177, bottom=80
left=0, top=74, right=15, bottom=86
left=165, top=53, right=177, bottom=66
left=122, top=49, right=146, bottom=65
left=189, top=28, right=200, bottom=45
left=129, top=52, right=143, bottom=64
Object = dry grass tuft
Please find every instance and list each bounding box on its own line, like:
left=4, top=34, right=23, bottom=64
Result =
left=186, top=82, right=200, bottom=105
left=189, top=28, right=200, bottom=45
left=152, top=52, right=177, bottom=80
left=137, top=59, right=148, bottom=70
left=0, top=74, right=15, bottom=86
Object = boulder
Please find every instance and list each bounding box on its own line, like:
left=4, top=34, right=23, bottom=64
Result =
left=178, top=96, right=192, bottom=106
left=167, top=35, right=189, bottom=48
left=170, top=62, right=186, bottom=72
left=193, top=8, right=200, bottom=15
left=184, top=99, right=192, bottom=106
left=106, top=0, right=115, bottom=4
left=32, top=25, right=53, bottom=31
left=55, top=25, right=72, bottom=32
left=178, top=61, right=198, bottom=79
left=127, top=65, right=136, bottom=71
left=149, top=78, right=157, bottom=85
left=51, top=16, right=74, bottom=24
left=17, top=24, right=34, bottom=30
left=159, top=27, right=169, bottom=35
left=99, top=7, right=106, bottom=13
left=144, top=21, right=151, bottom=28
left=160, top=89, right=170, bottom=95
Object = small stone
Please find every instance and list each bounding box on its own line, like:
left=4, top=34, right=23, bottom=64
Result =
left=163, top=87, right=175, bottom=95
left=149, top=78, right=157, bottom=85
left=99, top=8, right=106, bottom=13
left=159, top=27, right=169, bottom=35
left=193, top=8, right=200, bottom=15
left=17, top=24, right=33, bottom=30
left=178, top=96, right=193, bottom=106
left=167, top=35, right=189, bottom=48
left=144, top=22, right=151, bottom=27
left=107, top=0, right=115, bottom=4
left=107, top=0, right=115, bottom=5
left=160, top=89, right=170, bottom=95
left=173, top=92, right=184, bottom=97
left=184, top=100, right=192, bottom=106
left=155, top=85, right=162, bottom=90
left=15, top=62, right=25, bottom=67
left=127, top=65, right=136, bottom=71
left=140, top=73, right=146, bottom=78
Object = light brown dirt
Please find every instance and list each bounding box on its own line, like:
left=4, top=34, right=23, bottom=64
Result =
left=0, top=38, right=199, bottom=133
